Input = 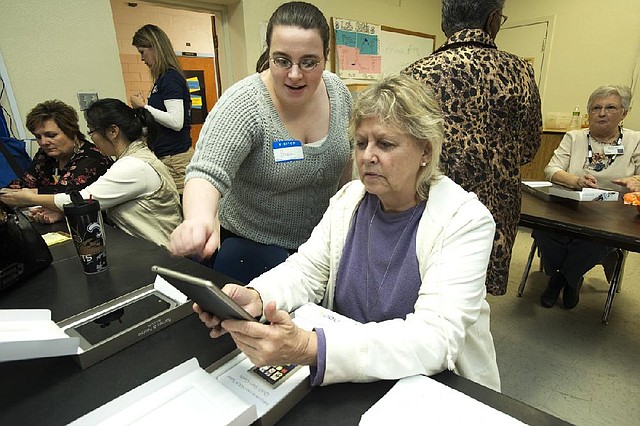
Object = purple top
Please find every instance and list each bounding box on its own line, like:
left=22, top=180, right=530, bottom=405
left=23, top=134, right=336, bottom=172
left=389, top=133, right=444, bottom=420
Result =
left=311, top=193, right=425, bottom=385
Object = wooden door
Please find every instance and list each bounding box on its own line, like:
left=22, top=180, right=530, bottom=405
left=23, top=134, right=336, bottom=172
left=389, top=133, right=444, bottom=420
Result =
left=177, top=56, right=218, bottom=147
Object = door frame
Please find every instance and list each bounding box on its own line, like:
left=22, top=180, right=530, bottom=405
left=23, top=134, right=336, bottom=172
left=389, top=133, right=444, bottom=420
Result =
left=500, top=15, right=556, bottom=105
left=142, top=0, right=233, bottom=91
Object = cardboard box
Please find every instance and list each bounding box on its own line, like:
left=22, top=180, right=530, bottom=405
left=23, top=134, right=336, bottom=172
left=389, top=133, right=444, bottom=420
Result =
left=57, top=276, right=191, bottom=369
left=210, top=303, right=360, bottom=426
left=69, top=358, right=258, bottom=425
left=0, top=309, right=79, bottom=362
left=68, top=303, right=357, bottom=425
left=212, top=353, right=312, bottom=426
left=548, top=185, right=619, bottom=201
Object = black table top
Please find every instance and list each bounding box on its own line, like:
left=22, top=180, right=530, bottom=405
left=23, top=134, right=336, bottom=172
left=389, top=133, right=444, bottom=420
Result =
left=1, top=225, right=569, bottom=425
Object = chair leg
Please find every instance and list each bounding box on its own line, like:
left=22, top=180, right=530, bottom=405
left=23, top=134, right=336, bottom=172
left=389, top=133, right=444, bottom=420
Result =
left=615, top=250, right=627, bottom=293
left=601, top=249, right=625, bottom=324
left=517, top=240, right=537, bottom=297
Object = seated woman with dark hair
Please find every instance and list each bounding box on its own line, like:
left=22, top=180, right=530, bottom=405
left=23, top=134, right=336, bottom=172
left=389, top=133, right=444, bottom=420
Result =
left=1, top=99, right=182, bottom=247
left=2, top=100, right=113, bottom=223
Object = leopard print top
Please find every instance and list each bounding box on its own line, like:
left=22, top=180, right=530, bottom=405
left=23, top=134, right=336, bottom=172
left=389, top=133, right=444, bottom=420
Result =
left=403, top=29, right=542, bottom=295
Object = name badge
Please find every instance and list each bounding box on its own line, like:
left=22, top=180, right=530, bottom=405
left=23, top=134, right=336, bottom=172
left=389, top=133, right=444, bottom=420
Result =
left=273, top=140, right=304, bottom=163
left=604, top=145, right=624, bottom=155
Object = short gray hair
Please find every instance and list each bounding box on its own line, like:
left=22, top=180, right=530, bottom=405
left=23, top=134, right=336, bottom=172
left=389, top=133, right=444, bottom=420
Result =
left=587, top=85, right=632, bottom=112
left=441, top=0, right=506, bottom=37
left=350, top=75, right=443, bottom=200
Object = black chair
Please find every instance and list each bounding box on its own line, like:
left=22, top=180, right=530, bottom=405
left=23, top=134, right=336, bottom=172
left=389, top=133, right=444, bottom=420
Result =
left=517, top=237, right=627, bottom=324
left=213, top=237, right=290, bottom=284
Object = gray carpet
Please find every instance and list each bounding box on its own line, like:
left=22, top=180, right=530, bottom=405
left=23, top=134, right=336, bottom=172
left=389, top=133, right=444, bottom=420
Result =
left=488, top=228, right=640, bottom=425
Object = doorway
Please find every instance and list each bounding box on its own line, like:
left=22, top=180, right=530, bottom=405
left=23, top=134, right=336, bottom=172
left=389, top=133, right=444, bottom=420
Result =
left=178, top=55, right=218, bottom=146
left=496, top=16, right=554, bottom=100
left=109, top=0, right=220, bottom=145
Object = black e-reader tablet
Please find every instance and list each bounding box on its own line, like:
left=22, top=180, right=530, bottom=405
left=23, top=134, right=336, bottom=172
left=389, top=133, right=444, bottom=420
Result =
left=151, top=265, right=257, bottom=322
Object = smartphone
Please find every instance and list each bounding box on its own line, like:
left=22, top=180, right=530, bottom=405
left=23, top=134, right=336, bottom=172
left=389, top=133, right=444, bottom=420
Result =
left=151, top=265, right=256, bottom=322
left=249, top=364, right=301, bottom=389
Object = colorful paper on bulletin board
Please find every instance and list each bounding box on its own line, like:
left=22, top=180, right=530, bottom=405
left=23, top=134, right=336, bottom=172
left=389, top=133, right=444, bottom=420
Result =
left=190, top=94, right=202, bottom=109
left=333, top=18, right=382, bottom=80
left=186, top=77, right=201, bottom=93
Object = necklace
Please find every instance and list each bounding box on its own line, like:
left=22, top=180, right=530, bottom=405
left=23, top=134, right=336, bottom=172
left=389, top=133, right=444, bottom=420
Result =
left=365, top=200, right=420, bottom=319
left=587, top=127, right=623, bottom=170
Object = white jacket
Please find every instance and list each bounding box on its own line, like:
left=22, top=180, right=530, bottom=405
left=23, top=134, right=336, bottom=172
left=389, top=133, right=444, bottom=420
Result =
left=250, top=176, right=501, bottom=391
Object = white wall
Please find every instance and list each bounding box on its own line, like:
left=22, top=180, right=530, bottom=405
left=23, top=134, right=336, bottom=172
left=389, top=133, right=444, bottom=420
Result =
left=503, top=0, right=640, bottom=129
left=236, top=0, right=443, bottom=77
left=0, top=0, right=126, bottom=137
left=11, top=0, right=637, bottom=134
left=0, top=0, right=442, bottom=140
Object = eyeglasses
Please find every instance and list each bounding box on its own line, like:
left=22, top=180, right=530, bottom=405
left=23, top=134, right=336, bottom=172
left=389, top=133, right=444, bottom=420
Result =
left=270, top=56, right=321, bottom=72
left=500, top=14, right=508, bottom=25
left=589, top=105, right=622, bottom=115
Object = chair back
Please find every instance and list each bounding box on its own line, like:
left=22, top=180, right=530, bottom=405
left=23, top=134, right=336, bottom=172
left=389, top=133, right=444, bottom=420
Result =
left=213, top=237, right=289, bottom=284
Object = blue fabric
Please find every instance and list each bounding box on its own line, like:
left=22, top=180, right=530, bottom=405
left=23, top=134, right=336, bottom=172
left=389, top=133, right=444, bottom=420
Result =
left=0, top=137, right=31, bottom=187
left=148, top=68, right=192, bottom=157
left=213, top=237, right=289, bottom=284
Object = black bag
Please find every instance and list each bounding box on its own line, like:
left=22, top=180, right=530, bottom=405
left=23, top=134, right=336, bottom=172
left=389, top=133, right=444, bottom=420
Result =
left=0, top=202, right=53, bottom=291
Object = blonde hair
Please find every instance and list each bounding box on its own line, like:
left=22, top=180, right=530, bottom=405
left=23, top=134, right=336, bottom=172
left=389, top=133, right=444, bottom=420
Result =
left=350, top=75, right=443, bottom=200
left=132, top=24, right=183, bottom=80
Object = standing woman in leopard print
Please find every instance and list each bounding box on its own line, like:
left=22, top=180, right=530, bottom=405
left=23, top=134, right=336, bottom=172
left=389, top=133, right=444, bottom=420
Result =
left=403, top=0, right=542, bottom=296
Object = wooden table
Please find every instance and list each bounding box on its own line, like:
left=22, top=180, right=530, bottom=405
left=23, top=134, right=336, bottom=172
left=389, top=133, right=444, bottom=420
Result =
left=519, top=189, right=640, bottom=322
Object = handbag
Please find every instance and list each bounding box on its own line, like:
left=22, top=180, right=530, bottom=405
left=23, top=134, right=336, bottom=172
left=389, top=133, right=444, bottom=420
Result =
left=0, top=202, right=53, bottom=292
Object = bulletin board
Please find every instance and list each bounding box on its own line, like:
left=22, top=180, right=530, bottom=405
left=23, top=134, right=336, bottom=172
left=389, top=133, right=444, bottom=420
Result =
left=331, top=17, right=435, bottom=80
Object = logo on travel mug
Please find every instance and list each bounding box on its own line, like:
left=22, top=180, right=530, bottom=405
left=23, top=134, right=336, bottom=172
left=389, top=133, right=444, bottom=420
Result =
left=63, top=193, right=107, bottom=274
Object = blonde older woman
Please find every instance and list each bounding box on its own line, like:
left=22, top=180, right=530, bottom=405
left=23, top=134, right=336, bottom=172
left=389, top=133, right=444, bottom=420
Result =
left=193, top=75, right=500, bottom=391
left=535, top=84, right=640, bottom=309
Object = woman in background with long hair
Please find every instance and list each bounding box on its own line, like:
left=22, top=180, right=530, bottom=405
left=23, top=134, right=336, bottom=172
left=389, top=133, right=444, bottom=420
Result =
left=131, top=24, right=193, bottom=197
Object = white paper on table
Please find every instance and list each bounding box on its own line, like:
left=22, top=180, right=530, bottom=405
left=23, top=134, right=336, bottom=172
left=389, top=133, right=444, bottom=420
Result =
left=291, top=302, right=360, bottom=330
left=0, top=309, right=79, bottom=361
left=70, top=358, right=257, bottom=426
left=359, top=375, right=525, bottom=425
left=522, top=180, right=552, bottom=188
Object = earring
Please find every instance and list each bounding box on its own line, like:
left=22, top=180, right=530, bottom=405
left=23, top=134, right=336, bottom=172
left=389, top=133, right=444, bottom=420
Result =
left=421, top=162, right=427, bottom=167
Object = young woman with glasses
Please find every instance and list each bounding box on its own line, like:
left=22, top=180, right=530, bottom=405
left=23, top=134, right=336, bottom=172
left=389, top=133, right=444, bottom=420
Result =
left=169, top=2, right=352, bottom=274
